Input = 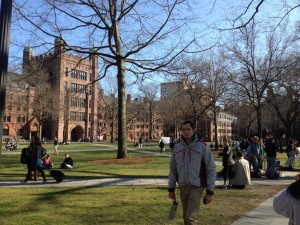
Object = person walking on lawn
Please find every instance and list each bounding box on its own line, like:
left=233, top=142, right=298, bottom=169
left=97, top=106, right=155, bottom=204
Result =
left=168, top=120, right=216, bottom=225
left=54, top=137, right=58, bottom=155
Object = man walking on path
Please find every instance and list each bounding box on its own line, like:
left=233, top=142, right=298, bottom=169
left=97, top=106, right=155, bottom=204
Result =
left=168, top=120, right=216, bottom=225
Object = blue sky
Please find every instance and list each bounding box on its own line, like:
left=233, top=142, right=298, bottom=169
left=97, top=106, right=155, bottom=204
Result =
left=7, top=0, right=299, bottom=96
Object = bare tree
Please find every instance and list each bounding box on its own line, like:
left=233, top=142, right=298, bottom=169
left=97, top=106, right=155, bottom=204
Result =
left=14, top=0, right=202, bottom=158
left=137, top=82, right=160, bottom=140
left=22, top=65, right=59, bottom=138
left=225, top=20, right=294, bottom=137
left=267, top=56, right=300, bottom=138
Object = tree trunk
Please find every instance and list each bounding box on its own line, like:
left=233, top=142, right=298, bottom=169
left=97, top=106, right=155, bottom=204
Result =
left=256, top=107, right=262, bottom=137
left=213, top=109, right=219, bottom=151
left=149, top=107, right=153, bottom=139
left=117, top=58, right=127, bottom=159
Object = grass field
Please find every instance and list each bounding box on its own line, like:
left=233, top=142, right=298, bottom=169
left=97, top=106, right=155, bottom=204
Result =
left=0, top=142, right=290, bottom=225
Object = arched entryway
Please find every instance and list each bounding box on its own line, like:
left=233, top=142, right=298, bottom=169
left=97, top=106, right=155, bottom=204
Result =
left=71, top=126, right=84, bottom=142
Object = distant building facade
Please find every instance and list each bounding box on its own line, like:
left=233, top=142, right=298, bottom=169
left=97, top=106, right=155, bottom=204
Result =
left=3, top=72, right=39, bottom=140
left=21, top=38, right=98, bottom=142
left=161, top=81, right=238, bottom=141
left=96, top=91, right=164, bottom=142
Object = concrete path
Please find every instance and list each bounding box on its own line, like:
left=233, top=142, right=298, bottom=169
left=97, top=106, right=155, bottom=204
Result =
left=231, top=191, right=289, bottom=225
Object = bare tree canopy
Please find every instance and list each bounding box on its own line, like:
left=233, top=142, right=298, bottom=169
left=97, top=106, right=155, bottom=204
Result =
left=13, top=0, right=210, bottom=158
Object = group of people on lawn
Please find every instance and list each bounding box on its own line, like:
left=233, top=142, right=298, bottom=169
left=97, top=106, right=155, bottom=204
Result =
left=21, top=136, right=74, bottom=184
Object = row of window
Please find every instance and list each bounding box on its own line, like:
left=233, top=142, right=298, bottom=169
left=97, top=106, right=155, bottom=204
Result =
left=70, top=97, right=86, bottom=107
left=5, top=94, right=26, bottom=101
left=5, top=103, right=25, bottom=111
left=65, top=67, right=93, bottom=82
left=2, top=128, right=23, bottom=136
left=97, top=121, right=161, bottom=130
left=70, top=112, right=91, bottom=121
left=70, top=112, right=86, bottom=121
left=3, top=115, right=26, bottom=123
left=70, top=83, right=92, bottom=94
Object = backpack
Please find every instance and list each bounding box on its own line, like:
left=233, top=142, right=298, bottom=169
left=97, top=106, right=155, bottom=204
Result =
left=20, top=148, right=29, bottom=164
left=39, top=146, right=47, bottom=157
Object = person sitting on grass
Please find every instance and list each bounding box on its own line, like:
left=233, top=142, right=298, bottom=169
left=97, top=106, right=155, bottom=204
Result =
left=42, top=154, right=53, bottom=169
left=231, top=151, right=251, bottom=189
left=60, top=153, right=74, bottom=169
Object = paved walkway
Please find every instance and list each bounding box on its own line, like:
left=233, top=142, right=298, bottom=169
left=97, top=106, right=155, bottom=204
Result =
left=1, top=148, right=296, bottom=224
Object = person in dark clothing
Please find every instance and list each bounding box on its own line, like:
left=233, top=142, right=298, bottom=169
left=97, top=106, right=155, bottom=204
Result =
left=159, top=139, right=165, bottom=153
left=265, top=133, right=278, bottom=179
left=222, top=138, right=234, bottom=189
left=61, top=153, right=74, bottom=169
left=22, top=137, right=47, bottom=184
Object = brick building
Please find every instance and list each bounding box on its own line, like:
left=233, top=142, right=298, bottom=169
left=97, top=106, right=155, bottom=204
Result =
left=22, top=38, right=98, bottom=142
left=3, top=72, right=38, bottom=140
left=160, top=81, right=237, bottom=141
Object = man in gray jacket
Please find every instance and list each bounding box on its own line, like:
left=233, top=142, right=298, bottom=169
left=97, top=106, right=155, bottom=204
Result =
left=168, top=120, right=216, bottom=225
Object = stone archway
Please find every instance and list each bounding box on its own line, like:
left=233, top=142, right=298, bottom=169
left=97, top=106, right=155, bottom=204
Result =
left=71, top=126, right=84, bottom=142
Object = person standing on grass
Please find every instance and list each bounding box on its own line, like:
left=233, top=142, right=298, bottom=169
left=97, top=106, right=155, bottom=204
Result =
left=54, top=137, right=58, bottom=155
left=159, top=139, right=165, bottom=153
left=21, top=136, right=36, bottom=183
left=138, top=137, right=143, bottom=148
left=168, top=120, right=216, bottom=225
left=273, top=173, right=300, bottom=225
left=264, top=133, right=278, bottom=179
left=246, top=136, right=263, bottom=177
left=222, top=138, right=234, bottom=189
left=22, top=137, right=47, bottom=184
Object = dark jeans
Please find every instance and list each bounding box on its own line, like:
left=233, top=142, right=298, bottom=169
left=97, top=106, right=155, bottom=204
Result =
left=266, top=157, right=276, bottom=179
left=223, top=165, right=234, bottom=181
left=36, top=166, right=46, bottom=180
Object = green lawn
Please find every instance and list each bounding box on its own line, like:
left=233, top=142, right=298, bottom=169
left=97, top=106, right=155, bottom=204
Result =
left=0, top=143, right=289, bottom=225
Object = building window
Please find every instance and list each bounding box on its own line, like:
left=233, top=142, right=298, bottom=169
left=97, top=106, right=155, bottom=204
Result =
left=78, top=112, right=86, bottom=121
left=18, top=129, right=23, bottom=136
left=65, top=67, right=68, bottom=76
left=17, top=116, right=21, bottom=123
left=71, top=97, right=77, bottom=106
left=71, top=83, right=78, bottom=92
left=70, top=112, right=76, bottom=121
left=6, top=115, right=11, bottom=122
left=79, top=98, right=85, bottom=107
left=79, top=84, right=86, bottom=94
left=3, top=128, right=9, bottom=135
left=80, top=71, right=87, bottom=80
